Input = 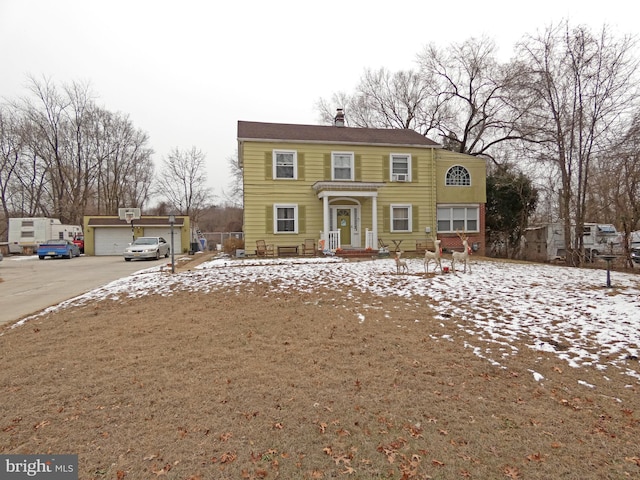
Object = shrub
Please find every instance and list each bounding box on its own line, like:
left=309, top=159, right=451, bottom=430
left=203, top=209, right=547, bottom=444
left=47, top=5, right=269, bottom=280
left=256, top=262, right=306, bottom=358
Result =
left=223, top=237, right=245, bottom=254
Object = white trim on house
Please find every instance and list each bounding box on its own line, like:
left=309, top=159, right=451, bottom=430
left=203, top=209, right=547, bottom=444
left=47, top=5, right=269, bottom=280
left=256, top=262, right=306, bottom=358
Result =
left=331, top=151, right=355, bottom=181
left=273, top=204, right=299, bottom=234
left=390, top=204, right=413, bottom=233
left=437, top=204, right=479, bottom=232
left=273, top=149, right=297, bottom=180
left=329, top=200, right=362, bottom=248
left=390, top=153, right=412, bottom=182
left=314, top=185, right=381, bottom=250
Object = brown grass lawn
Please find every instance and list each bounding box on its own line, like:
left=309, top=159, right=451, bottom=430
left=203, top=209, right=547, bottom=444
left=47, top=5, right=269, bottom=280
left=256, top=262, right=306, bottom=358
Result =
left=1, top=256, right=639, bottom=479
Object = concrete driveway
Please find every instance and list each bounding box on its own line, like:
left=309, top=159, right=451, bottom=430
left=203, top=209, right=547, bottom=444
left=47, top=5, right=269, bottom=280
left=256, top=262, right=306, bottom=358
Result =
left=0, top=254, right=173, bottom=326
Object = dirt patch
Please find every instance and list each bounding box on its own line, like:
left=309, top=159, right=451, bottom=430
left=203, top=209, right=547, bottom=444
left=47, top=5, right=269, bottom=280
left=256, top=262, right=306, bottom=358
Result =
left=174, top=252, right=218, bottom=272
left=1, top=272, right=639, bottom=479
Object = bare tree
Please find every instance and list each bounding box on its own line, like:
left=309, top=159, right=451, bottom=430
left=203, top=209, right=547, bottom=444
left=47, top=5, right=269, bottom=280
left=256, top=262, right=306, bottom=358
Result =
left=513, top=21, right=639, bottom=265
left=222, top=150, right=243, bottom=207
left=316, top=68, right=442, bottom=138
left=417, top=36, right=525, bottom=159
left=595, top=113, right=640, bottom=267
left=317, top=37, right=522, bottom=161
left=1, top=76, right=156, bottom=224
left=316, top=91, right=355, bottom=125
left=92, top=109, right=154, bottom=213
left=0, top=106, right=23, bottom=223
left=155, top=146, right=212, bottom=223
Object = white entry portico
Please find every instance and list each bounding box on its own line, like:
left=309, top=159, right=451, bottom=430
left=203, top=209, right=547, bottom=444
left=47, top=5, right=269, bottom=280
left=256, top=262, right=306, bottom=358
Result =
left=313, top=181, right=385, bottom=251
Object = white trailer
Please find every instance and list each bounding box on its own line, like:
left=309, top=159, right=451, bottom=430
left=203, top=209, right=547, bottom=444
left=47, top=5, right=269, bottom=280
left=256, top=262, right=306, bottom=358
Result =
left=521, top=223, right=565, bottom=262
left=581, top=223, right=622, bottom=258
left=522, top=222, right=621, bottom=262
left=8, top=217, right=83, bottom=249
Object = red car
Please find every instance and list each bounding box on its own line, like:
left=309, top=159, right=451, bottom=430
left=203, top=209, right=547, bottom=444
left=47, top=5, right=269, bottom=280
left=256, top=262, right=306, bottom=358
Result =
left=73, top=235, right=85, bottom=254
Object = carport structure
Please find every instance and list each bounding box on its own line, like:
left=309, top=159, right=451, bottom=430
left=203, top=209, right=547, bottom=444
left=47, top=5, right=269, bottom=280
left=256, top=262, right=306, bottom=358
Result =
left=83, top=216, right=190, bottom=256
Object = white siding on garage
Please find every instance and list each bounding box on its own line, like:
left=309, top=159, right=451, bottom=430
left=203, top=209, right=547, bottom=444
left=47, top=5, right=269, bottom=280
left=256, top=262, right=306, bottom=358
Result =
left=95, top=228, right=134, bottom=255
left=143, top=227, right=182, bottom=254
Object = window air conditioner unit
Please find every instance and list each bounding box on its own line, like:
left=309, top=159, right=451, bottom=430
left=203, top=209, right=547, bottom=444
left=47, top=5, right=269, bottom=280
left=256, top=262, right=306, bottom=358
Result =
left=394, top=174, right=408, bottom=182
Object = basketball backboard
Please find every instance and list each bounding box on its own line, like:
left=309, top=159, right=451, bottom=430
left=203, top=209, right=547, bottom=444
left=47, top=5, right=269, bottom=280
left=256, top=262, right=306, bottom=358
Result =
left=118, top=207, right=141, bottom=222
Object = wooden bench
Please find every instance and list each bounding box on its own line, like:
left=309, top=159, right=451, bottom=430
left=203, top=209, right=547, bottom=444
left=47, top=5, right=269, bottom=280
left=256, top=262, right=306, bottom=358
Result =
left=278, top=245, right=299, bottom=257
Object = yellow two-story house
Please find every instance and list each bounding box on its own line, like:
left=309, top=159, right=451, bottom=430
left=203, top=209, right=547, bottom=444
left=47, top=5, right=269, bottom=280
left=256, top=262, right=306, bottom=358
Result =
left=238, top=110, right=486, bottom=256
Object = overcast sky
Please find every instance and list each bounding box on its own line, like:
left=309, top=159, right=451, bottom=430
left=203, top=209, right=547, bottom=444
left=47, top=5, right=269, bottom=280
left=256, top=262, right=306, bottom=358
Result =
left=1, top=0, right=637, bottom=199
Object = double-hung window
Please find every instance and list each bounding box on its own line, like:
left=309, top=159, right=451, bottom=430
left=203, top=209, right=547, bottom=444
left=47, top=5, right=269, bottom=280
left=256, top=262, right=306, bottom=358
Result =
left=273, top=150, right=297, bottom=179
left=437, top=205, right=479, bottom=232
left=332, top=152, right=354, bottom=180
left=274, top=204, right=298, bottom=233
left=390, top=204, right=412, bottom=232
left=391, top=154, right=411, bottom=182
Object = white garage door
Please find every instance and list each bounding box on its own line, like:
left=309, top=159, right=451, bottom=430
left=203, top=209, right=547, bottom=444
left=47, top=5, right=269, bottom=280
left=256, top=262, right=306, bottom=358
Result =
left=143, top=227, right=182, bottom=254
left=94, top=228, right=135, bottom=256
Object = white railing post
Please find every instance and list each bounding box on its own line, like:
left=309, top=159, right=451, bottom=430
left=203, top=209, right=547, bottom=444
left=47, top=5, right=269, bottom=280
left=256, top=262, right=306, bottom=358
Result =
left=365, top=229, right=374, bottom=249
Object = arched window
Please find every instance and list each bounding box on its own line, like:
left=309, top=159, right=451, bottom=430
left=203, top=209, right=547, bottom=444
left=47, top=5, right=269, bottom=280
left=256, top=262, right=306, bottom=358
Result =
left=445, top=165, right=471, bottom=186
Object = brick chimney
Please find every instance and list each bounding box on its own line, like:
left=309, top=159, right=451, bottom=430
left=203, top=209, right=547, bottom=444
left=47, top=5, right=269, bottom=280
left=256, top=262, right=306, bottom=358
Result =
left=334, top=108, right=345, bottom=127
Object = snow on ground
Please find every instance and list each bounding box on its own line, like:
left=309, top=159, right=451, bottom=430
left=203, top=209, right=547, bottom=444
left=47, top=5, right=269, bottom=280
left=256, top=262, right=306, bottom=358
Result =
left=9, top=255, right=640, bottom=384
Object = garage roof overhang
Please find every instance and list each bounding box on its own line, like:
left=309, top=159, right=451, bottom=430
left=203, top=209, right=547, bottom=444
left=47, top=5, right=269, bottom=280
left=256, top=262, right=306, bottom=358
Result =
left=87, top=217, right=186, bottom=227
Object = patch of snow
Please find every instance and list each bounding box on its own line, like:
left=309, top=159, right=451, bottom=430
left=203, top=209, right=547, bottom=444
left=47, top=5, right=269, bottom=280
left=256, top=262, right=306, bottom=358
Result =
left=578, top=380, right=596, bottom=388
left=529, top=370, right=544, bottom=382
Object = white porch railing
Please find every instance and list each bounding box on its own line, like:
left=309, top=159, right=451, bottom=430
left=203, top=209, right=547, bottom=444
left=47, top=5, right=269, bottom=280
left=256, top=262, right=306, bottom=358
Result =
left=328, top=230, right=340, bottom=250
left=320, top=230, right=341, bottom=251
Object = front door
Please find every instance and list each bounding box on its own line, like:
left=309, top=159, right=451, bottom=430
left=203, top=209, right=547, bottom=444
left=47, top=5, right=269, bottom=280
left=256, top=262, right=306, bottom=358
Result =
left=337, top=208, right=351, bottom=245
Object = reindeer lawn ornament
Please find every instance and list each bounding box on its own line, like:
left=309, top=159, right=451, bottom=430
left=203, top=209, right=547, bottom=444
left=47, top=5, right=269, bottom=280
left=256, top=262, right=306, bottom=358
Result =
left=424, top=237, right=442, bottom=273
left=451, top=231, right=472, bottom=273
left=394, top=251, right=409, bottom=274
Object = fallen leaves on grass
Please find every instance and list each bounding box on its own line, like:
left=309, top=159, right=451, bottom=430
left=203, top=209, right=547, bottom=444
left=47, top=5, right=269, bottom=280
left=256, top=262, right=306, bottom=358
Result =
left=504, top=465, right=521, bottom=478
left=526, top=452, right=545, bottom=462
left=151, top=463, right=171, bottom=476
left=625, top=456, right=640, bottom=466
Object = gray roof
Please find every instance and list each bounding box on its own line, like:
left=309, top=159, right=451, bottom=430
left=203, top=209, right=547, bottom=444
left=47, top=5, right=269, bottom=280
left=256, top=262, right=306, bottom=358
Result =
left=87, top=217, right=185, bottom=227
left=237, top=121, right=440, bottom=148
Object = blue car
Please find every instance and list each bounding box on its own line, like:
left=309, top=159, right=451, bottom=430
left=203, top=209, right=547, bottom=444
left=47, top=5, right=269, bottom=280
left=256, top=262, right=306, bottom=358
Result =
left=37, top=239, right=81, bottom=259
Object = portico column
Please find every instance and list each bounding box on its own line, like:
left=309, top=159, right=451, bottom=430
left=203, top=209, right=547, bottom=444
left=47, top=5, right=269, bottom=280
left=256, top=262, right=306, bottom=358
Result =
left=323, top=195, right=330, bottom=244
left=372, top=195, right=378, bottom=247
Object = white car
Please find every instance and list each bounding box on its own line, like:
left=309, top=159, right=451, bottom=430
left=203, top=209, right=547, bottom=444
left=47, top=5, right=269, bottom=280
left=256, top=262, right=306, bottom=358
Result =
left=123, top=237, right=170, bottom=261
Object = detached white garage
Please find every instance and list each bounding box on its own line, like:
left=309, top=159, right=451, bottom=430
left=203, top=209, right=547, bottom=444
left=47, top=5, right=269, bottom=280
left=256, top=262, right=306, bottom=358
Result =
left=94, top=228, right=134, bottom=256
left=85, top=216, right=188, bottom=256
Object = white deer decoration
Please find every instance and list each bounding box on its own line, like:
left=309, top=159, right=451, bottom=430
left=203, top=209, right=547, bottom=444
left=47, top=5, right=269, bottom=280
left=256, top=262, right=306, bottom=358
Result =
left=424, top=237, right=442, bottom=273
left=394, top=251, right=409, bottom=274
left=451, top=231, right=472, bottom=273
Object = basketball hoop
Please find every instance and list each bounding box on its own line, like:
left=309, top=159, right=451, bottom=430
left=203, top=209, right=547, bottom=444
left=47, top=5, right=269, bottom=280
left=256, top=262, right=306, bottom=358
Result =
left=119, top=208, right=141, bottom=243
left=118, top=207, right=141, bottom=222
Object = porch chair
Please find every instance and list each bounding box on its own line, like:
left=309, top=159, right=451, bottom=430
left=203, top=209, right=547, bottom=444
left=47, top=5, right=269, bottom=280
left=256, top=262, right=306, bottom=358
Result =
left=256, top=239, right=275, bottom=257
left=301, top=238, right=316, bottom=256
left=378, top=238, right=389, bottom=250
